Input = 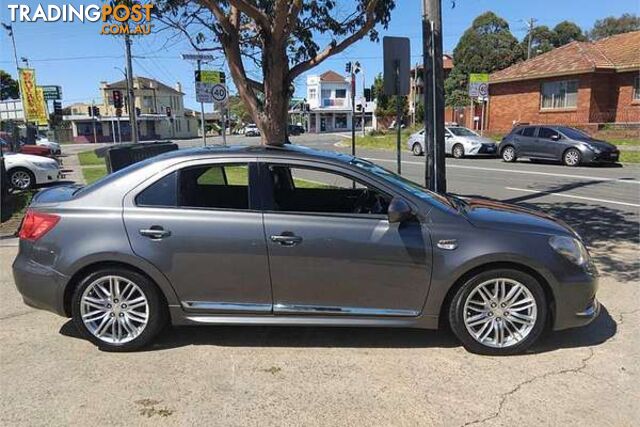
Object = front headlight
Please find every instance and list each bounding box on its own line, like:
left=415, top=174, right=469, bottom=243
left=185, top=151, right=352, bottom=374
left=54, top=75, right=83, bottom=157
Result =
left=584, top=144, right=601, bottom=154
left=32, top=161, right=58, bottom=169
left=549, top=236, right=590, bottom=265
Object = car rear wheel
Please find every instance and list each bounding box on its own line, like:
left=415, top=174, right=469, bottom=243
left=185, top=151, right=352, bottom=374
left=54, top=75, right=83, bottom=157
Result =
left=563, top=148, right=581, bottom=167
left=501, top=146, right=517, bottom=163
left=452, top=144, right=465, bottom=159
left=72, top=268, right=167, bottom=351
left=448, top=269, right=547, bottom=355
left=8, top=168, right=35, bottom=190
left=412, top=143, right=423, bottom=156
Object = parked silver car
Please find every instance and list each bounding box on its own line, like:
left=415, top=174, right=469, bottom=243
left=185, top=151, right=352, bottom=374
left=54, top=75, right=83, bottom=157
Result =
left=408, top=126, right=498, bottom=158
left=13, top=145, right=599, bottom=355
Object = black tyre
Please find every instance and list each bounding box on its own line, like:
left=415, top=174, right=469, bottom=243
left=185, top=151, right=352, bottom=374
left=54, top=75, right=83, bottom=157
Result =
left=8, top=168, right=35, bottom=190
left=72, top=267, right=167, bottom=352
left=452, top=144, right=465, bottom=159
left=412, top=143, right=423, bottom=156
left=501, top=146, right=517, bottom=163
left=563, top=148, right=582, bottom=167
left=448, top=269, right=547, bottom=355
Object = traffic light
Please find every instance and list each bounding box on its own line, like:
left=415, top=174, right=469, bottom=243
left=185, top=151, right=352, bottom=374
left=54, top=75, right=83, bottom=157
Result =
left=87, top=106, right=92, bottom=116
left=112, top=90, right=123, bottom=109
left=135, top=107, right=141, bottom=117
left=354, top=61, right=361, bottom=74
left=53, top=100, right=62, bottom=117
left=166, top=106, right=172, bottom=117
left=364, top=88, right=372, bottom=102
left=92, top=106, right=100, bottom=117
left=356, top=104, right=362, bottom=112
left=345, top=62, right=351, bottom=73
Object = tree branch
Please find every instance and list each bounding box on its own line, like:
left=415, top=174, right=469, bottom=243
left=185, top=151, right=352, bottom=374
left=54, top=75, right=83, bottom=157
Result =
left=227, top=0, right=270, bottom=30
left=288, top=0, right=380, bottom=80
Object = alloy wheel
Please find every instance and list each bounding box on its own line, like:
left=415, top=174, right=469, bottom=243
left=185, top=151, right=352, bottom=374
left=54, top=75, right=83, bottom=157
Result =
left=80, top=275, right=149, bottom=344
left=412, top=143, right=423, bottom=156
left=502, top=147, right=515, bottom=162
left=453, top=145, right=464, bottom=158
left=10, top=170, right=32, bottom=190
left=463, top=278, right=537, bottom=349
left=564, top=149, right=580, bottom=166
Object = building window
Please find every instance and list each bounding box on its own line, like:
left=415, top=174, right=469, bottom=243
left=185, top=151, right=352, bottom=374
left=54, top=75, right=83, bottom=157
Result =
left=309, top=88, right=317, bottom=99
left=335, top=89, right=346, bottom=99
left=540, top=80, right=578, bottom=109
left=143, top=96, right=153, bottom=108
left=335, top=114, right=347, bottom=128
left=633, top=76, right=640, bottom=101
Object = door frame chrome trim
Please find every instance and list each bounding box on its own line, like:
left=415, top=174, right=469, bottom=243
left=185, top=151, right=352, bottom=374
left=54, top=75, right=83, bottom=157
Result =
left=273, top=303, right=418, bottom=317
left=182, top=301, right=272, bottom=313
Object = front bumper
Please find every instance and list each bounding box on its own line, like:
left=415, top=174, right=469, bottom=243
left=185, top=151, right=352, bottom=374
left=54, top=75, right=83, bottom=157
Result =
left=552, top=267, right=600, bottom=330
left=32, top=166, right=62, bottom=185
left=467, top=144, right=498, bottom=156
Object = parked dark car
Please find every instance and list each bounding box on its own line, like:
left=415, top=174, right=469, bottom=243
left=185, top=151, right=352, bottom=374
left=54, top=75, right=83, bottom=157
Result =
left=13, top=145, right=599, bottom=355
left=500, top=125, right=620, bottom=166
left=288, top=124, right=305, bottom=136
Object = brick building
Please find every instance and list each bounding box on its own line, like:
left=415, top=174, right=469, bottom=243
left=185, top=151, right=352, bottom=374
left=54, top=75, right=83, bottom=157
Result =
left=487, top=31, right=640, bottom=134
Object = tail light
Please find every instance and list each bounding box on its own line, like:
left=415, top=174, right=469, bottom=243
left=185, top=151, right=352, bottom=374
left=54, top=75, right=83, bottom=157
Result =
left=18, top=210, right=60, bottom=241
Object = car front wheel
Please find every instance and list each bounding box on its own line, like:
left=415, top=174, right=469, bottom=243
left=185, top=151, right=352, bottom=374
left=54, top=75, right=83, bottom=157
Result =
left=563, top=148, right=582, bottom=167
left=452, top=144, right=465, bottom=159
left=72, top=268, right=167, bottom=351
left=9, top=168, right=35, bottom=190
left=412, top=143, right=423, bottom=156
left=501, top=146, right=517, bottom=162
left=448, top=269, right=547, bottom=355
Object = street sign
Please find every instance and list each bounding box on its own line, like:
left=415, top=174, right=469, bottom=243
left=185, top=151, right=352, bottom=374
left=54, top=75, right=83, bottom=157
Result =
left=382, top=36, right=411, bottom=96
left=181, top=53, right=215, bottom=62
left=211, top=83, right=228, bottom=104
left=41, top=85, right=62, bottom=101
left=195, top=70, right=226, bottom=84
left=469, top=73, right=489, bottom=99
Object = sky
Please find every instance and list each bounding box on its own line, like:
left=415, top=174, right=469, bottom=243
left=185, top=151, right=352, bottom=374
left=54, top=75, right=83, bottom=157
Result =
left=1, top=0, right=638, bottom=111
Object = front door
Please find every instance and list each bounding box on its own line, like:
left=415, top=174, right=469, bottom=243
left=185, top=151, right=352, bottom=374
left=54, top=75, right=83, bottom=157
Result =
left=261, top=161, right=432, bottom=316
left=123, top=160, right=272, bottom=314
left=537, top=127, right=565, bottom=160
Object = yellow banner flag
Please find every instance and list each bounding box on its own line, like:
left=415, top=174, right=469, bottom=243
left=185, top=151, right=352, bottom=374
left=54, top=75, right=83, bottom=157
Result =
left=35, top=87, right=49, bottom=125
left=19, top=68, right=48, bottom=125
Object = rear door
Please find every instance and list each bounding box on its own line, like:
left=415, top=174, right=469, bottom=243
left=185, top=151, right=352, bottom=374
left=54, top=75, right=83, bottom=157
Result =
left=123, top=159, right=272, bottom=314
left=517, top=126, right=538, bottom=157
left=260, top=160, right=432, bottom=316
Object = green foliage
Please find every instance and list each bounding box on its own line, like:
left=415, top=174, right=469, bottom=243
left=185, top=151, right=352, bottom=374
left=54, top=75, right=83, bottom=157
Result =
left=227, top=95, right=252, bottom=124
left=371, top=73, right=408, bottom=117
left=521, top=25, right=555, bottom=58
left=552, top=21, right=586, bottom=46
left=588, top=13, right=640, bottom=40
left=0, top=70, right=19, bottom=100
left=445, top=12, right=523, bottom=107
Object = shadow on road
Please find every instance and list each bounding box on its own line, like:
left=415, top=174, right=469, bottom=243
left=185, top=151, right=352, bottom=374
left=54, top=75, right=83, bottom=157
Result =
left=59, top=306, right=616, bottom=354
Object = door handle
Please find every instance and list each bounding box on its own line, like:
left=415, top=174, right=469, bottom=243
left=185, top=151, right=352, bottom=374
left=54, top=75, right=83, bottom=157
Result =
left=139, top=226, right=171, bottom=239
left=270, top=234, right=303, bottom=246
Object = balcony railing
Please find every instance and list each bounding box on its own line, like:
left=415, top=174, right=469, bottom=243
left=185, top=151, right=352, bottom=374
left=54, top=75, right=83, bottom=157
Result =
left=322, top=98, right=346, bottom=107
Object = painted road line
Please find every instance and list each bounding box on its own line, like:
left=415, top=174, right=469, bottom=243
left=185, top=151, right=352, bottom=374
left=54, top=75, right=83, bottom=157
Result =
left=505, top=187, right=640, bottom=208
left=363, top=157, right=640, bottom=185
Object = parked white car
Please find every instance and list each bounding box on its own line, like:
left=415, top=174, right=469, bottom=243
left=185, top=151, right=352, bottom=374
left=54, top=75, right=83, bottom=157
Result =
left=3, top=152, right=61, bottom=190
left=244, top=124, right=260, bottom=137
left=408, top=126, right=498, bottom=158
left=36, top=136, right=62, bottom=155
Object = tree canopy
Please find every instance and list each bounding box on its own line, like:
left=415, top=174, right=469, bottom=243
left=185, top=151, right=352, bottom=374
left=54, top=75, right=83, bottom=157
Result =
left=521, top=25, right=555, bottom=58
left=445, top=11, right=522, bottom=107
left=552, top=21, right=586, bottom=46
left=588, top=13, right=640, bottom=40
left=0, top=70, right=19, bottom=101
left=155, top=0, right=395, bottom=145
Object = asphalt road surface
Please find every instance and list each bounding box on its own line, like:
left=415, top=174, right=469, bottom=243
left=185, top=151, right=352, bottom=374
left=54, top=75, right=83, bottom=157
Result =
left=2, top=134, right=636, bottom=425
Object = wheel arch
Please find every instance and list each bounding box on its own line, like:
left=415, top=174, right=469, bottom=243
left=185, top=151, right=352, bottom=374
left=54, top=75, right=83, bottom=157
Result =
left=62, top=258, right=178, bottom=317
left=437, top=261, right=556, bottom=330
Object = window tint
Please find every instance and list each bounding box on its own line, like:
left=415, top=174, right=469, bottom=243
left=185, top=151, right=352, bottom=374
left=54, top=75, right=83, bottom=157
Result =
left=179, top=164, right=249, bottom=210
left=268, top=165, right=390, bottom=215
left=538, top=127, right=560, bottom=140
left=136, top=171, right=178, bottom=207
left=521, top=127, right=535, bottom=137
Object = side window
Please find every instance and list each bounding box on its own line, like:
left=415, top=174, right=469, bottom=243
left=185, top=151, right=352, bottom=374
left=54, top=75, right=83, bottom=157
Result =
left=538, top=127, right=560, bottom=140
left=136, top=171, right=178, bottom=207
left=267, top=165, right=391, bottom=216
left=521, top=127, right=535, bottom=137
left=179, top=163, right=250, bottom=210
left=513, top=128, right=524, bottom=136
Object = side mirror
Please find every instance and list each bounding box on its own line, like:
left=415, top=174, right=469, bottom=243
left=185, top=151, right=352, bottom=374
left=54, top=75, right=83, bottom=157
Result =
left=445, top=134, right=452, bottom=138
left=551, top=134, right=560, bottom=141
left=388, top=197, right=413, bottom=223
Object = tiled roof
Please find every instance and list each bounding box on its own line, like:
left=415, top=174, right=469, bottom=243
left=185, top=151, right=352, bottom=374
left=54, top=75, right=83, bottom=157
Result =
left=319, top=70, right=346, bottom=82
left=490, top=31, right=640, bottom=83
left=104, top=76, right=184, bottom=94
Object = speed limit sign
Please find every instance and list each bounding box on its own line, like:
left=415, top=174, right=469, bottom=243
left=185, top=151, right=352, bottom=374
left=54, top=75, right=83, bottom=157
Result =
left=211, top=83, right=228, bottom=104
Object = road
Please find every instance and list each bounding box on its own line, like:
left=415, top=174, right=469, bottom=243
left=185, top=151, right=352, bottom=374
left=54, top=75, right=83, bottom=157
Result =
left=1, top=134, right=637, bottom=425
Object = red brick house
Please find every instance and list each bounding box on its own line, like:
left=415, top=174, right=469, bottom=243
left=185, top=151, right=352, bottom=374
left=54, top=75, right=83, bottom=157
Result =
left=487, top=31, right=640, bottom=133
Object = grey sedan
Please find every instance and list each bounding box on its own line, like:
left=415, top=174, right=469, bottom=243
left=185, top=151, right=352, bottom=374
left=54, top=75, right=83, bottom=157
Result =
left=500, top=125, right=620, bottom=166
left=408, top=126, right=498, bottom=158
left=13, top=145, right=599, bottom=355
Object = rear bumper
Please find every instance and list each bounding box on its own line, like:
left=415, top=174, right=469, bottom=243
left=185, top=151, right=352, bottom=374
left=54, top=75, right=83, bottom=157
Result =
left=12, top=251, right=68, bottom=317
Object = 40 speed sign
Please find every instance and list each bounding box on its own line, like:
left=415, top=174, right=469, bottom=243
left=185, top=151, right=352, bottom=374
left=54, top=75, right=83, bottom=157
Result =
left=195, top=82, right=228, bottom=104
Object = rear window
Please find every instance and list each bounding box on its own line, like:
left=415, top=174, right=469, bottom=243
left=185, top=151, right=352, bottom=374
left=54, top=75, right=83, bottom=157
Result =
left=136, top=172, right=178, bottom=207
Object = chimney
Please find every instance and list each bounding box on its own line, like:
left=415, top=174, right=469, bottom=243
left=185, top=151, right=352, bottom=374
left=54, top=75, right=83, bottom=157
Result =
left=175, top=82, right=182, bottom=93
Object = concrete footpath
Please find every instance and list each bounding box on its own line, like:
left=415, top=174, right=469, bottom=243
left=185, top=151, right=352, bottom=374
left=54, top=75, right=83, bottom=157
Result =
left=0, top=243, right=638, bottom=426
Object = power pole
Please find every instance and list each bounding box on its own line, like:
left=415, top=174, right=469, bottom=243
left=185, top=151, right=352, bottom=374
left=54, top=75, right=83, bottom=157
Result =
left=124, top=33, right=139, bottom=143
left=525, top=18, right=538, bottom=60
left=422, top=0, right=446, bottom=193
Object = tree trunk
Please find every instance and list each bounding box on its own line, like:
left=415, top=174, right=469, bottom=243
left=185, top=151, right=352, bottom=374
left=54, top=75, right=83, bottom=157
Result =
left=256, top=35, right=290, bottom=146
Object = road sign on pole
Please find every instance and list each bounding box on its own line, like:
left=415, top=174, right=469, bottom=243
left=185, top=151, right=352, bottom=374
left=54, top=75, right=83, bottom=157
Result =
left=41, top=85, right=62, bottom=101
left=469, top=73, right=489, bottom=99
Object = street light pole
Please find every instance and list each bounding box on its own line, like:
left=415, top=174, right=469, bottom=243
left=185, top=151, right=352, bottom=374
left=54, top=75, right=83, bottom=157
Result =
left=124, top=33, right=138, bottom=144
